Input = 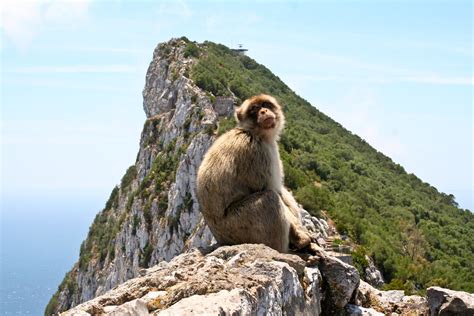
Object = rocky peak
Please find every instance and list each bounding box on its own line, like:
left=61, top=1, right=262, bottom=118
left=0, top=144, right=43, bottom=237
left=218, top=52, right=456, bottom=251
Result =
left=47, top=38, right=233, bottom=314
left=143, top=39, right=195, bottom=117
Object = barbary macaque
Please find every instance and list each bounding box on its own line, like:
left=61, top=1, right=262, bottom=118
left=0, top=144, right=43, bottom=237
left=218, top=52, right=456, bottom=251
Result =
left=197, top=94, right=313, bottom=253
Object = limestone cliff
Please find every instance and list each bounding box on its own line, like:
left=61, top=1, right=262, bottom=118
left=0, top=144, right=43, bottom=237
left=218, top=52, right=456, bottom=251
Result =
left=47, top=38, right=223, bottom=314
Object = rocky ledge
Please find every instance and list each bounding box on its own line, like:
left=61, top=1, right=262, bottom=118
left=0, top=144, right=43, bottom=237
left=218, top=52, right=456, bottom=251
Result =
left=61, top=244, right=356, bottom=315
left=60, top=243, right=473, bottom=316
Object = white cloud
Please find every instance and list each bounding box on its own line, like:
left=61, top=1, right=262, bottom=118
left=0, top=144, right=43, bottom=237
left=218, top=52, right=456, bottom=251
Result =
left=254, top=44, right=472, bottom=87
left=205, top=15, right=220, bottom=30
left=1, top=0, right=41, bottom=50
left=2, top=119, right=139, bottom=146
left=0, top=0, right=92, bottom=51
left=385, top=38, right=472, bottom=57
left=202, top=10, right=262, bottom=33
left=73, top=46, right=148, bottom=54
left=9, top=65, right=139, bottom=74
left=157, top=0, right=192, bottom=19
left=307, top=52, right=473, bottom=86
left=400, top=75, right=473, bottom=86
left=286, top=73, right=473, bottom=86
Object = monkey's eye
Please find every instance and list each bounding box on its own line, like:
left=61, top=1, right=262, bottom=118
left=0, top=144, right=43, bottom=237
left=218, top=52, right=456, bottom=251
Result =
left=249, top=105, right=261, bottom=115
left=261, top=102, right=275, bottom=110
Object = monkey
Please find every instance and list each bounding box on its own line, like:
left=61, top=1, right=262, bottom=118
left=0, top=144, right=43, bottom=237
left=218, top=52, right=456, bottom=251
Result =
left=196, top=94, right=313, bottom=253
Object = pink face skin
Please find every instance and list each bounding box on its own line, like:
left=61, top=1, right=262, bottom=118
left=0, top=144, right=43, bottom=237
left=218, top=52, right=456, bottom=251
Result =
left=258, top=107, right=276, bottom=129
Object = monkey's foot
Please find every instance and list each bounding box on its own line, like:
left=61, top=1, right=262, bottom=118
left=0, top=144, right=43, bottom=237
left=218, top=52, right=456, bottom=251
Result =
left=291, top=243, right=326, bottom=266
left=290, top=227, right=312, bottom=250
left=308, top=242, right=326, bottom=257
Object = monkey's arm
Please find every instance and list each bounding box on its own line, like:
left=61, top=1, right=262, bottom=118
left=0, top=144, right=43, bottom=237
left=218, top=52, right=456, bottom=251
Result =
left=280, top=187, right=301, bottom=218
left=197, top=130, right=269, bottom=219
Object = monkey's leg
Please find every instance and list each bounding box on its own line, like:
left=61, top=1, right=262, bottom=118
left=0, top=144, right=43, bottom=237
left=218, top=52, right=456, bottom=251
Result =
left=219, top=190, right=290, bottom=253
left=280, top=188, right=312, bottom=250
left=285, top=205, right=312, bottom=250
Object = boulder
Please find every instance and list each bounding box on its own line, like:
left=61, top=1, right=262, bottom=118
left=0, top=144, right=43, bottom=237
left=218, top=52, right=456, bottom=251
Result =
left=427, top=286, right=474, bottom=316
left=355, top=280, right=428, bottom=315
left=319, top=255, right=360, bottom=310
left=364, top=256, right=384, bottom=288
left=107, top=299, right=148, bottom=316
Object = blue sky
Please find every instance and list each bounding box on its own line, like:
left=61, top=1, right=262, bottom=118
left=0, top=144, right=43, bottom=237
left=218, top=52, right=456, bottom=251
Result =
left=1, top=0, right=472, bottom=210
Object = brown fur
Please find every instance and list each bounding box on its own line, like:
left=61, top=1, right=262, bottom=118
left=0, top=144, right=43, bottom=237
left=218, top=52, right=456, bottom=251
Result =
left=196, top=94, right=311, bottom=253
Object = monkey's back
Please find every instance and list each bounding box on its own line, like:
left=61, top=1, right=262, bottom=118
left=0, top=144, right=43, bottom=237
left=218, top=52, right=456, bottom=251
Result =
left=197, top=128, right=273, bottom=221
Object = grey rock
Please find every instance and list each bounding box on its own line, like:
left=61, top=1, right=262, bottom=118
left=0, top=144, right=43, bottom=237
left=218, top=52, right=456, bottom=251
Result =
left=141, top=291, right=167, bottom=304
left=300, top=209, right=330, bottom=240
left=427, top=286, right=474, bottom=316
left=319, top=255, right=360, bottom=309
left=155, top=289, right=253, bottom=316
left=61, top=310, right=91, bottom=316
left=345, top=304, right=384, bottom=316
left=213, top=96, right=235, bottom=117
left=356, top=280, right=428, bottom=315
left=303, top=267, right=323, bottom=315
left=107, top=299, right=149, bottom=316
left=364, top=256, right=384, bottom=288
left=61, top=244, right=323, bottom=316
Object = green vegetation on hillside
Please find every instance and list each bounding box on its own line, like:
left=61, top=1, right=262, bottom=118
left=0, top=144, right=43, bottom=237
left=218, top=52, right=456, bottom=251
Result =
left=190, top=41, right=474, bottom=293
left=45, top=270, right=77, bottom=316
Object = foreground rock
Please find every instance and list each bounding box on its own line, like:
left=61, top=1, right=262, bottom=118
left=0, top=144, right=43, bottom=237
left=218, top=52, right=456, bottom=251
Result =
left=61, top=244, right=325, bottom=315
left=427, top=286, right=474, bottom=316
left=60, top=243, right=474, bottom=316
left=355, top=280, right=429, bottom=315
left=319, top=255, right=360, bottom=311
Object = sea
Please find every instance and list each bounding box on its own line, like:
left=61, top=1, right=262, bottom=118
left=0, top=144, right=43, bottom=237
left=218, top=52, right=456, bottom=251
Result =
left=1, top=192, right=102, bottom=315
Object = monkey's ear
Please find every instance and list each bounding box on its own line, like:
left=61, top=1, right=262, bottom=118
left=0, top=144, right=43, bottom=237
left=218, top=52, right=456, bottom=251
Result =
left=235, top=107, right=243, bottom=122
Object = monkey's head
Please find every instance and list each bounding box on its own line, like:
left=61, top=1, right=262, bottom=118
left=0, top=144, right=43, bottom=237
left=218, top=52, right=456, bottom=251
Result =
left=235, top=94, right=285, bottom=141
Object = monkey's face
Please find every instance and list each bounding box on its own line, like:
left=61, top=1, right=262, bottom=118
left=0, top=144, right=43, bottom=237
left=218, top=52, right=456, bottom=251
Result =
left=249, top=102, right=277, bottom=129
left=235, top=94, right=285, bottom=140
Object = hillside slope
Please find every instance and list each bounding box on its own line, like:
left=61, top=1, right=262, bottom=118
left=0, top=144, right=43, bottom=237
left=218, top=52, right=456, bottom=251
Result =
left=46, top=38, right=473, bottom=315
left=187, top=40, right=473, bottom=293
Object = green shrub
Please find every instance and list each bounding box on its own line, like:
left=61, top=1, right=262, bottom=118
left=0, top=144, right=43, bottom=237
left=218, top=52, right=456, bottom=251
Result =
left=105, top=186, right=119, bottom=210
left=140, top=242, right=153, bottom=267
left=45, top=271, right=77, bottom=315
left=351, top=246, right=369, bottom=278
left=217, top=117, right=237, bottom=135
left=183, top=42, right=200, bottom=58
left=132, top=215, right=140, bottom=235
left=121, top=165, right=137, bottom=189
left=295, top=184, right=334, bottom=217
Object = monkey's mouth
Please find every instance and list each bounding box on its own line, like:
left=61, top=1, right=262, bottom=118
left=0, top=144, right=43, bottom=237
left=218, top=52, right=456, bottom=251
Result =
left=261, top=117, right=275, bottom=129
